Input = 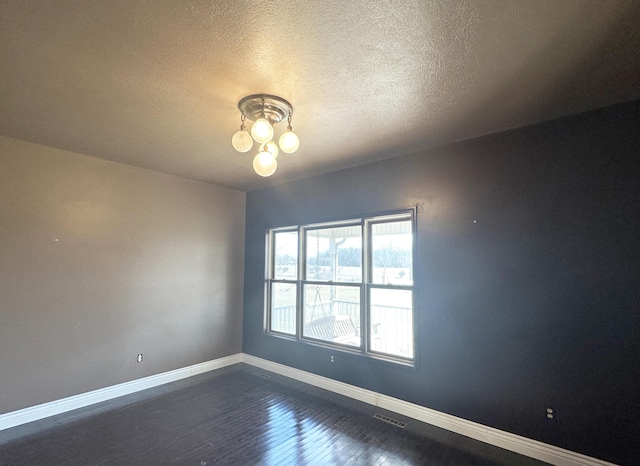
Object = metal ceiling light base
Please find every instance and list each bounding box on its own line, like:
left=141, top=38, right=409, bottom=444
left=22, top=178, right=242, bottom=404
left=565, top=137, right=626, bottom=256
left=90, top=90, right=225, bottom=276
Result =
left=233, top=94, right=299, bottom=177
left=238, top=94, right=293, bottom=123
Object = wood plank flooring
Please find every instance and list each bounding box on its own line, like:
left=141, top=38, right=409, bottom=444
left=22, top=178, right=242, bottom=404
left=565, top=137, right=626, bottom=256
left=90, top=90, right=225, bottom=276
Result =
left=0, top=364, right=546, bottom=465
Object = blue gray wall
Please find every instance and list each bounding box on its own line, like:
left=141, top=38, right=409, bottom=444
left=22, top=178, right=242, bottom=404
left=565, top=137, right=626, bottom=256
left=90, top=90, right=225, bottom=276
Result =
left=243, top=100, right=640, bottom=465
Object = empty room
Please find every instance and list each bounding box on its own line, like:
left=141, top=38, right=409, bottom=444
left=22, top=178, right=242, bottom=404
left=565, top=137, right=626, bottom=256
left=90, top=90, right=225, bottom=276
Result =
left=1, top=1, right=639, bottom=465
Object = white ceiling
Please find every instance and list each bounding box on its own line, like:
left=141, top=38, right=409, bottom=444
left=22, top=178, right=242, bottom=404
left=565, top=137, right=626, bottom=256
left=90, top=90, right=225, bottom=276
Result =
left=1, top=1, right=639, bottom=192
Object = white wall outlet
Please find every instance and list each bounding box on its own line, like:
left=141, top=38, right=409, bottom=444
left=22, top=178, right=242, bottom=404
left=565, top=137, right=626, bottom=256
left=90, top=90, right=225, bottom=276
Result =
left=136, top=354, right=143, bottom=363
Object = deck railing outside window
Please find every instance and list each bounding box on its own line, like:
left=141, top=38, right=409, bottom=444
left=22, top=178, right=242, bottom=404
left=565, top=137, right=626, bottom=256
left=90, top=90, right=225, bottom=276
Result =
left=271, top=300, right=413, bottom=359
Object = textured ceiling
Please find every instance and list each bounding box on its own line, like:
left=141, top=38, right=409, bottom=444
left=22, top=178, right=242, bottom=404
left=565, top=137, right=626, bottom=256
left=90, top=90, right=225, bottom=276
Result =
left=1, top=1, right=639, bottom=191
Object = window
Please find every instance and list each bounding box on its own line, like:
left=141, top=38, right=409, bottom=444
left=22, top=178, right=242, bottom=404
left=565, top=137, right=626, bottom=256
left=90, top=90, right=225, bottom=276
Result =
left=266, top=211, right=415, bottom=363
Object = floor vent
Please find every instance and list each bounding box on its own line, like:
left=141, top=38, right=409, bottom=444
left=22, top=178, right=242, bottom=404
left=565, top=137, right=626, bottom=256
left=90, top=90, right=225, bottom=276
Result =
left=251, top=372, right=272, bottom=380
left=373, top=413, right=406, bottom=428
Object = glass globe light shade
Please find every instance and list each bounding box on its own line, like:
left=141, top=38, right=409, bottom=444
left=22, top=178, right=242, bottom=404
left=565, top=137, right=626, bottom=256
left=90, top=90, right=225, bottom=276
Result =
left=251, top=117, right=274, bottom=144
left=231, top=129, right=253, bottom=152
left=279, top=129, right=300, bottom=153
left=259, top=141, right=279, bottom=159
left=253, top=150, right=277, bottom=177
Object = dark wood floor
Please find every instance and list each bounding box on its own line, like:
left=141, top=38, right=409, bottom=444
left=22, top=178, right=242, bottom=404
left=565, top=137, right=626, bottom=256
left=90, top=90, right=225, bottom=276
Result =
left=0, top=364, right=546, bottom=465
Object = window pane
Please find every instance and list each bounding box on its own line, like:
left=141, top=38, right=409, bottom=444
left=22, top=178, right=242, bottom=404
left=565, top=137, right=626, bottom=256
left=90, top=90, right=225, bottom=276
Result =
left=370, top=288, right=413, bottom=358
left=270, top=282, right=297, bottom=335
left=371, top=220, right=413, bottom=285
left=303, top=284, right=361, bottom=347
left=306, top=225, right=362, bottom=282
left=273, top=231, right=298, bottom=280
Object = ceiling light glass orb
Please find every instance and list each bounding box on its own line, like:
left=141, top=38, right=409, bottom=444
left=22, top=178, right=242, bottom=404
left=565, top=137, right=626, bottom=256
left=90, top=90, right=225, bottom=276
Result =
left=251, top=117, right=274, bottom=144
left=253, top=150, right=277, bottom=177
left=279, top=129, right=299, bottom=153
left=231, top=129, right=253, bottom=152
left=259, top=141, right=279, bottom=159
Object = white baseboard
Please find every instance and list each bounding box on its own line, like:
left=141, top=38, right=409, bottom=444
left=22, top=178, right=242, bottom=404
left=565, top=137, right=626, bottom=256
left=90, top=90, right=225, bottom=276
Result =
left=241, top=354, right=618, bottom=466
left=0, top=353, right=242, bottom=432
left=0, top=352, right=618, bottom=466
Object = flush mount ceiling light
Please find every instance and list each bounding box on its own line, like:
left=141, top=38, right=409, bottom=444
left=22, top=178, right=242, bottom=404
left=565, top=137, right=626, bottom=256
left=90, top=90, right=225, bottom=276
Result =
left=231, top=94, right=299, bottom=177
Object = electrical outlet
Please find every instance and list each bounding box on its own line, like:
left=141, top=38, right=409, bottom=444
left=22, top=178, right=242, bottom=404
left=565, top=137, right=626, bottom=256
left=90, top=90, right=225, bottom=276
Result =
left=546, top=407, right=555, bottom=420
left=330, top=355, right=335, bottom=363
left=136, top=354, right=143, bottom=363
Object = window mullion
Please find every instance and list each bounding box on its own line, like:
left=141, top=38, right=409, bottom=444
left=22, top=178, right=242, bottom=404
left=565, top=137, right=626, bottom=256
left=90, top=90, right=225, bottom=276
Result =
left=297, top=226, right=304, bottom=339
left=362, top=218, right=370, bottom=354
left=264, top=230, right=272, bottom=333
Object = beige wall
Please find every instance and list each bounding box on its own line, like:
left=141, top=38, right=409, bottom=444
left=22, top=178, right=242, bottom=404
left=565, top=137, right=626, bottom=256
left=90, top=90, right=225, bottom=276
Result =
left=0, top=136, right=245, bottom=413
